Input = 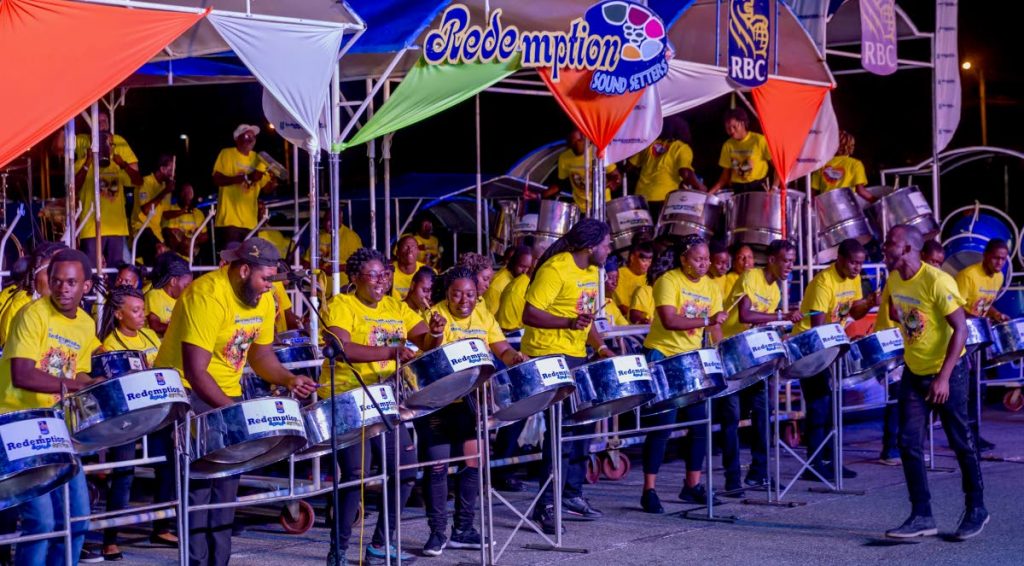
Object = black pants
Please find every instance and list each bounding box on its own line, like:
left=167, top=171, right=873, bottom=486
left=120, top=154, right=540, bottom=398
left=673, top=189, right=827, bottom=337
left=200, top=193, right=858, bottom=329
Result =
left=80, top=235, right=126, bottom=271
left=413, top=402, right=479, bottom=534
left=899, top=361, right=985, bottom=516
left=715, top=381, right=770, bottom=486
left=800, top=371, right=833, bottom=467
left=641, top=403, right=708, bottom=478
left=966, top=353, right=983, bottom=455
left=149, top=426, right=178, bottom=535
left=216, top=226, right=250, bottom=249
left=538, top=355, right=591, bottom=507
left=188, top=394, right=240, bottom=566
left=490, top=419, right=526, bottom=483
left=103, top=442, right=137, bottom=546
left=882, top=378, right=902, bottom=459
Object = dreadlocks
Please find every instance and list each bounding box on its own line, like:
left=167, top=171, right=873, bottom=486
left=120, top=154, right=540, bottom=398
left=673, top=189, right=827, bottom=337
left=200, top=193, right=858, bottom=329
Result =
left=99, top=285, right=144, bottom=342
left=24, top=242, right=67, bottom=295
left=531, top=218, right=611, bottom=281
left=431, top=265, right=476, bottom=306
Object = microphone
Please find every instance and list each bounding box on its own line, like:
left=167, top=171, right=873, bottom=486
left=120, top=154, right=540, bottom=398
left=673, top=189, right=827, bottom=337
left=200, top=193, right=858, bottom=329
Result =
left=268, top=268, right=312, bottom=282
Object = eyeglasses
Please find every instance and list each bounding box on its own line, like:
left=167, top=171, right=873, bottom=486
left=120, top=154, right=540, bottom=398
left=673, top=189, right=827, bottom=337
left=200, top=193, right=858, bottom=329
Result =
left=359, top=271, right=386, bottom=282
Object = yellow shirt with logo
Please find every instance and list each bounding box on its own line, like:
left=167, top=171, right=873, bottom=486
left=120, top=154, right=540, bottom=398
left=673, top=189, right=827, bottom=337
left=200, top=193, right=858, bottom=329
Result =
left=414, top=234, right=441, bottom=266
left=0, top=299, right=100, bottom=412
left=0, top=290, right=33, bottom=348
left=600, top=298, right=627, bottom=326
left=721, top=268, right=781, bottom=338
left=811, top=155, right=868, bottom=193
left=886, top=263, right=965, bottom=375
left=719, top=132, right=771, bottom=185
left=714, top=272, right=740, bottom=301
left=521, top=252, right=599, bottom=358
left=483, top=268, right=514, bottom=315
left=630, top=284, right=654, bottom=321
left=320, top=293, right=423, bottom=393
left=132, top=174, right=172, bottom=240
left=271, top=281, right=292, bottom=334
left=793, top=265, right=863, bottom=334
left=391, top=262, right=426, bottom=300
left=212, top=147, right=269, bottom=230
left=613, top=266, right=648, bottom=312
left=145, top=287, right=177, bottom=328
left=557, top=149, right=615, bottom=214
left=75, top=159, right=131, bottom=238
left=644, top=271, right=722, bottom=356
left=874, top=285, right=895, bottom=331
left=154, top=268, right=275, bottom=397
left=100, top=327, right=162, bottom=366
left=955, top=262, right=1003, bottom=318
left=430, top=300, right=504, bottom=346
left=496, top=273, right=529, bottom=331
left=630, top=140, right=695, bottom=203
left=75, top=133, right=136, bottom=162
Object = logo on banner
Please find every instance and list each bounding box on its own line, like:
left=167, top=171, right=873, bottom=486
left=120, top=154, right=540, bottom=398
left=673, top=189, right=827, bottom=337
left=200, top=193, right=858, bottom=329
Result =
left=423, top=1, right=667, bottom=95
left=860, top=0, right=897, bottom=75
left=728, top=0, right=770, bottom=87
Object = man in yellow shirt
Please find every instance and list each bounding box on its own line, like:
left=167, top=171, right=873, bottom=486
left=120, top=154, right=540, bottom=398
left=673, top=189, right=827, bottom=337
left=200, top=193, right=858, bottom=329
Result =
left=75, top=130, right=143, bottom=269
left=162, top=183, right=208, bottom=262
left=392, top=235, right=425, bottom=299
left=132, top=154, right=175, bottom=264
left=154, top=238, right=316, bottom=565
left=708, top=108, right=774, bottom=194
left=483, top=245, right=532, bottom=315
left=628, top=116, right=705, bottom=220
left=535, top=130, right=621, bottom=216
left=212, top=124, right=277, bottom=247
left=880, top=225, right=986, bottom=541
left=811, top=131, right=876, bottom=203
left=413, top=217, right=442, bottom=268
left=304, top=213, right=364, bottom=289
left=612, top=242, right=653, bottom=316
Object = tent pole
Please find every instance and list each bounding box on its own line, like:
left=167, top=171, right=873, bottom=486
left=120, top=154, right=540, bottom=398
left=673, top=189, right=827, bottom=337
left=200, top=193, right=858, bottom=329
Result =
left=384, top=79, right=393, bottom=251
left=309, top=148, right=321, bottom=343
left=292, top=142, right=300, bottom=270
left=91, top=102, right=104, bottom=329
left=929, top=33, right=940, bottom=220
left=64, top=120, right=76, bottom=247
left=331, top=68, right=342, bottom=297
left=475, top=94, right=483, bottom=254
left=367, top=78, right=378, bottom=250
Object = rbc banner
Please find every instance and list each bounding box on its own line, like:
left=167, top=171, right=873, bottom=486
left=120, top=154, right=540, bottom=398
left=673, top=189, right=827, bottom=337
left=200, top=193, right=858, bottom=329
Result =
left=728, top=0, right=771, bottom=87
left=934, top=0, right=960, bottom=152
left=860, top=0, right=897, bottom=75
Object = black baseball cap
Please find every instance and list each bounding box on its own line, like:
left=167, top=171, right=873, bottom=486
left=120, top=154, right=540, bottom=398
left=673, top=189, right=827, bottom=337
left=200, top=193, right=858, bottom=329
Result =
left=219, top=237, right=280, bottom=267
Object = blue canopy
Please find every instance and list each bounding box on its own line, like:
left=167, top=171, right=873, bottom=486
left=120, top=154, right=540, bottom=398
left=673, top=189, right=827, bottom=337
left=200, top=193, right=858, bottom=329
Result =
left=346, top=0, right=452, bottom=54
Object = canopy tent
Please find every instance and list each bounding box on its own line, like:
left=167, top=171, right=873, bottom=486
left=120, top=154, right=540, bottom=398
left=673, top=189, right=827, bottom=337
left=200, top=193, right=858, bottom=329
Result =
left=825, top=0, right=928, bottom=48
left=130, top=56, right=253, bottom=87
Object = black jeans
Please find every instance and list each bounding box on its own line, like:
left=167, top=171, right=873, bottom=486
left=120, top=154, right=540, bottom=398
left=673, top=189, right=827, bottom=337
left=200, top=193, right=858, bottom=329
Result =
left=898, top=361, right=984, bottom=515
left=538, top=355, right=591, bottom=507
left=966, top=353, right=983, bottom=454
left=800, top=371, right=833, bottom=467
left=80, top=235, right=126, bottom=272
left=641, top=403, right=707, bottom=478
left=103, top=442, right=137, bottom=546
left=413, top=402, right=479, bottom=534
left=715, top=381, right=770, bottom=486
left=882, top=378, right=902, bottom=459
left=188, top=394, right=239, bottom=566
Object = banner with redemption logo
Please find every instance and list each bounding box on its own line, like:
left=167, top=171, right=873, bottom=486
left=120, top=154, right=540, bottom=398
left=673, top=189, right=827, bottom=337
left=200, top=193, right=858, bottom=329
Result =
left=727, top=0, right=771, bottom=88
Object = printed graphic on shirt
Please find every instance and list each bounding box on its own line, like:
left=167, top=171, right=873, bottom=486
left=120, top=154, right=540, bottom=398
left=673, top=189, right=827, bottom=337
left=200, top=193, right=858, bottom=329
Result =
left=41, top=346, right=76, bottom=379
left=223, top=327, right=259, bottom=371
left=681, top=299, right=710, bottom=336
left=822, top=165, right=845, bottom=184
left=731, top=154, right=754, bottom=181
left=895, top=304, right=927, bottom=343
left=577, top=288, right=599, bottom=315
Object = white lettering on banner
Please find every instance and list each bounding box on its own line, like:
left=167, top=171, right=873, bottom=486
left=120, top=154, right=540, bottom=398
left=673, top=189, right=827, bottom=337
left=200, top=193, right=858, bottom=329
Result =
left=665, top=191, right=706, bottom=217
left=0, top=418, right=74, bottom=462
left=615, top=209, right=651, bottom=229
left=611, top=355, right=651, bottom=384
left=121, top=371, right=188, bottom=411
left=747, top=331, right=783, bottom=358
left=729, top=57, right=767, bottom=83
left=878, top=328, right=904, bottom=353
left=535, top=357, right=573, bottom=387
left=698, top=349, right=724, bottom=374
left=242, top=400, right=304, bottom=435
left=907, top=191, right=933, bottom=216
left=817, top=324, right=849, bottom=347
left=594, top=318, right=611, bottom=333
left=445, top=339, right=491, bottom=372
left=355, top=386, right=399, bottom=421
left=515, top=214, right=538, bottom=233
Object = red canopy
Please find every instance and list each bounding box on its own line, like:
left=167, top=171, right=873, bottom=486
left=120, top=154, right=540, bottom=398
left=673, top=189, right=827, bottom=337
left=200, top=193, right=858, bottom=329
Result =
left=0, top=0, right=206, bottom=168
left=538, top=68, right=645, bottom=158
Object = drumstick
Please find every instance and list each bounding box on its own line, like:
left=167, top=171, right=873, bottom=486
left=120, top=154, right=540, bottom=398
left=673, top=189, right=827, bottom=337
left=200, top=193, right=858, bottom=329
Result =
left=725, top=295, right=745, bottom=313
left=170, top=155, right=176, bottom=180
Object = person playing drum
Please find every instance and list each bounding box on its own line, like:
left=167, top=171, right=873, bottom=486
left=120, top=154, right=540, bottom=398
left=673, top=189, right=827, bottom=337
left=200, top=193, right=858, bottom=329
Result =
left=416, top=266, right=527, bottom=557
left=0, top=249, right=101, bottom=566
left=0, top=242, right=66, bottom=348
left=404, top=266, right=436, bottom=316
left=708, top=108, right=775, bottom=195
left=483, top=246, right=532, bottom=315
left=613, top=242, right=653, bottom=318
left=627, top=116, right=705, bottom=222
left=495, top=258, right=533, bottom=334
left=153, top=238, right=318, bottom=566
left=881, top=225, right=987, bottom=541
left=599, top=257, right=628, bottom=326
left=708, top=241, right=734, bottom=300
left=456, top=252, right=495, bottom=299
left=521, top=218, right=616, bottom=533
left=145, top=252, right=193, bottom=337
left=921, top=240, right=945, bottom=268
left=319, top=247, right=442, bottom=565
left=810, top=131, right=876, bottom=203
left=628, top=250, right=676, bottom=325
left=639, top=235, right=727, bottom=513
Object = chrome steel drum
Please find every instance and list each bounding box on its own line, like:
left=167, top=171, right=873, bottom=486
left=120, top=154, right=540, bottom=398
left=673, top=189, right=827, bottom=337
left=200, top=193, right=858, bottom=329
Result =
left=273, top=343, right=321, bottom=380
left=866, top=186, right=939, bottom=239
left=566, top=355, right=656, bottom=425
left=606, top=195, right=653, bottom=251
left=190, top=397, right=308, bottom=479
left=0, top=408, right=79, bottom=511
left=90, top=350, right=148, bottom=379
left=843, top=328, right=905, bottom=386
left=657, top=189, right=725, bottom=240
left=716, top=327, right=787, bottom=395
left=65, top=368, right=190, bottom=450
left=275, top=330, right=311, bottom=346
left=489, top=356, right=576, bottom=424
left=987, top=318, right=1024, bottom=367
left=513, top=200, right=578, bottom=256
left=815, top=187, right=873, bottom=262
left=301, top=384, right=400, bottom=456
left=644, top=349, right=728, bottom=415
left=728, top=191, right=804, bottom=247
left=783, top=324, right=851, bottom=378
left=240, top=370, right=288, bottom=400
left=397, top=339, right=494, bottom=412
left=965, top=317, right=993, bottom=356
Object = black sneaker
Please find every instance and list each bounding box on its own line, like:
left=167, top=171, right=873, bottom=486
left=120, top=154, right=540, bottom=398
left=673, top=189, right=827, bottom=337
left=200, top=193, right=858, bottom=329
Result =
left=743, top=472, right=768, bottom=487
left=678, top=484, right=722, bottom=506
left=640, top=489, right=664, bottom=514
left=79, top=549, right=104, bottom=563
left=977, top=437, right=996, bottom=452
left=532, top=504, right=564, bottom=535
left=561, top=496, right=603, bottom=520
left=721, top=482, right=745, bottom=499
left=952, top=508, right=990, bottom=541
left=422, top=531, right=447, bottom=557
left=885, top=514, right=938, bottom=539
left=449, top=527, right=484, bottom=549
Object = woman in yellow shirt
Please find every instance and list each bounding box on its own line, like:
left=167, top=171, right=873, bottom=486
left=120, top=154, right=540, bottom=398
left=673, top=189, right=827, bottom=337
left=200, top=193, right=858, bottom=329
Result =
left=457, top=251, right=495, bottom=298
left=811, top=131, right=875, bottom=203
left=629, top=116, right=706, bottom=220
left=708, top=108, right=774, bottom=194
left=0, top=257, right=29, bottom=324
left=0, top=242, right=66, bottom=347
left=600, top=257, right=628, bottom=326
left=404, top=266, right=436, bottom=316
left=144, top=252, right=193, bottom=336
left=628, top=250, right=676, bottom=325
left=392, top=235, right=425, bottom=299
left=483, top=245, right=533, bottom=314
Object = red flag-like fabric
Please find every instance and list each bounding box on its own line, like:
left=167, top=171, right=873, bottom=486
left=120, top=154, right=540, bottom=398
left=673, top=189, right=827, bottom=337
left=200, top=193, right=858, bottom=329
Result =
left=538, top=68, right=645, bottom=157
left=0, top=0, right=207, bottom=168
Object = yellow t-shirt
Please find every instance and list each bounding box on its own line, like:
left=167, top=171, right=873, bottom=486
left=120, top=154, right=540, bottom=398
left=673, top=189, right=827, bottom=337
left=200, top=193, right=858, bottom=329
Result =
left=430, top=300, right=504, bottom=345
left=886, top=263, right=965, bottom=375
left=630, top=284, right=654, bottom=321
left=496, top=273, right=529, bottom=331
left=557, top=149, right=615, bottom=214
left=271, top=281, right=293, bottom=334
left=414, top=234, right=441, bottom=266
left=0, top=299, right=100, bottom=412
left=721, top=268, right=781, bottom=338
left=163, top=206, right=206, bottom=239
left=521, top=252, right=599, bottom=358
left=712, top=272, right=739, bottom=304
left=101, top=327, right=162, bottom=366
left=718, top=132, right=771, bottom=185
left=132, top=174, right=172, bottom=240
left=793, top=265, right=864, bottom=334
left=955, top=262, right=1003, bottom=318
left=305, top=225, right=364, bottom=287
left=483, top=268, right=514, bottom=315
left=811, top=155, right=868, bottom=193
left=874, top=285, right=895, bottom=331
left=75, top=133, right=136, bottom=162
left=644, top=271, right=722, bottom=356
left=75, top=159, right=131, bottom=238
left=600, top=298, right=627, bottom=326
left=258, top=230, right=291, bottom=257
left=145, top=287, right=177, bottom=328
left=391, top=261, right=426, bottom=299
left=630, top=140, right=695, bottom=203
left=0, top=285, right=22, bottom=334
left=613, top=265, right=647, bottom=312
left=320, top=293, right=423, bottom=393
left=212, top=147, right=269, bottom=230
left=153, top=268, right=275, bottom=397
left=0, top=290, right=33, bottom=348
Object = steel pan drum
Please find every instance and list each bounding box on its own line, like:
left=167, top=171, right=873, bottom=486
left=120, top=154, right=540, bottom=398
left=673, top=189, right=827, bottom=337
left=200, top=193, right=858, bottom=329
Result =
left=843, top=328, right=904, bottom=386
left=65, top=368, right=190, bottom=450
left=273, top=343, right=321, bottom=380
left=240, top=371, right=288, bottom=400
left=606, top=195, right=653, bottom=251
left=965, top=317, right=993, bottom=356
left=728, top=191, right=804, bottom=247
left=987, top=318, right=1024, bottom=367
left=397, top=339, right=494, bottom=412
left=866, top=186, right=939, bottom=239
left=942, top=212, right=1015, bottom=275
left=275, top=330, right=311, bottom=346
left=513, top=200, right=578, bottom=257
left=190, top=397, right=308, bottom=479
left=90, top=350, right=148, bottom=379
left=815, top=188, right=873, bottom=247
left=566, top=355, right=656, bottom=425
left=783, top=324, right=851, bottom=378
left=644, top=349, right=728, bottom=415
left=0, top=408, right=79, bottom=511
left=489, top=356, right=576, bottom=424
left=716, top=327, right=787, bottom=395
left=302, top=384, right=400, bottom=456
left=657, top=189, right=725, bottom=240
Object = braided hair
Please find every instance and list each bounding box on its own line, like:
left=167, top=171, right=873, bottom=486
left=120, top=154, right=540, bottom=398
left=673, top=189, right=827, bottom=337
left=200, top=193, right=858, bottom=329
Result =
left=99, top=285, right=144, bottom=342
left=24, top=242, right=67, bottom=295
left=531, top=218, right=610, bottom=281
left=675, top=234, right=707, bottom=259
left=150, top=252, right=190, bottom=290
left=431, top=265, right=476, bottom=306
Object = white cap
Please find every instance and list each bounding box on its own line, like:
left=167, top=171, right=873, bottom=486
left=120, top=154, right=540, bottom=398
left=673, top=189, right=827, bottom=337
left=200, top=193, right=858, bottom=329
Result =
left=233, top=124, right=260, bottom=139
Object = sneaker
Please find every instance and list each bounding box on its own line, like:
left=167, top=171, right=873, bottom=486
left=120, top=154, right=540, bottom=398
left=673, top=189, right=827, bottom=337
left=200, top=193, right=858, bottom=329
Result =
left=493, top=477, right=526, bottom=493
left=561, top=496, right=603, bottom=520
left=885, top=514, right=938, bottom=539
left=878, top=457, right=902, bottom=466
left=678, top=484, right=722, bottom=506
left=977, top=437, right=996, bottom=452
left=422, top=531, right=447, bottom=557
left=449, top=527, right=484, bottom=550
left=149, top=532, right=179, bottom=547
left=640, top=489, right=664, bottom=514
left=721, top=482, right=745, bottom=499
left=79, top=549, right=104, bottom=563
left=365, top=543, right=417, bottom=564
left=952, top=508, right=990, bottom=541
left=531, top=504, right=564, bottom=535
left=743, top=472, right=768, bottom=487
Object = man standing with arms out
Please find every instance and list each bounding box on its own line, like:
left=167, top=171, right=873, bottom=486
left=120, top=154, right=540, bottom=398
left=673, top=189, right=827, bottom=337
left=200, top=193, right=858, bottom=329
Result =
left=882, top=225, right=987, bottom=541
left=613, top=242, right=653, bottom=318
left=212, top=125, right=278, bottom=247
left=154, top=238, right=317, bottom=565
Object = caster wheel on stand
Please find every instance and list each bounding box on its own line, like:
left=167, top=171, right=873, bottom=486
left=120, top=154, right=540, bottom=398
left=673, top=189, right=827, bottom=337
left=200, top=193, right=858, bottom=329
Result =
left=280, top=500, right=315, bottom=534
left=1004, top=389, right=1024, bottom=412
left=600, top=451, right=630, bottom=480
left=585, top=454, right=601, bottom=484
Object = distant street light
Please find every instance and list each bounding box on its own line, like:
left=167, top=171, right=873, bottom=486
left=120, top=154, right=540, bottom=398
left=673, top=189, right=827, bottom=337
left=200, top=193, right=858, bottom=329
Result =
left=961, top=60, right=987, bottom=146
left=961, top=61, right=972, bottom=71
left=180, top=133, right=189, bottom=153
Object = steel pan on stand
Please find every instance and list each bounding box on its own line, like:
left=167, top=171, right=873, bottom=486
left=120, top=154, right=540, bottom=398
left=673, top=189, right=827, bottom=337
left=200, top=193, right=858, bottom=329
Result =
left=90, top=350, right=148, bottom=379
left=865, top=186, right=940, bottom=239
left=965, top=317, right=993, bottom=356
left=644, top=349, right=727, bottom=415
left=716, top=327, right=787, bottom=395
left=488, top=355, right=576, bottom=424
left=513, top=200, right=578, bottom=257
left=606, top=195, right=653, bottom=251
left=843, top=328, right=905, bottom=386
left=396, top=338, right=494, bottom=417
left=782, top=324, right=851, bottom=379
left=656, top=189, right=725, bottom=240
left=986, top=318, right=1024, bottom=367
left=814, top=188, right=874, bottom=262
left=0, top=408, right=79, bottom=511
left=566, top=355, right=656, bottom=425
left=728, top=191, right=804, bottom=248
left=301, top=384, right=400, bottom=456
